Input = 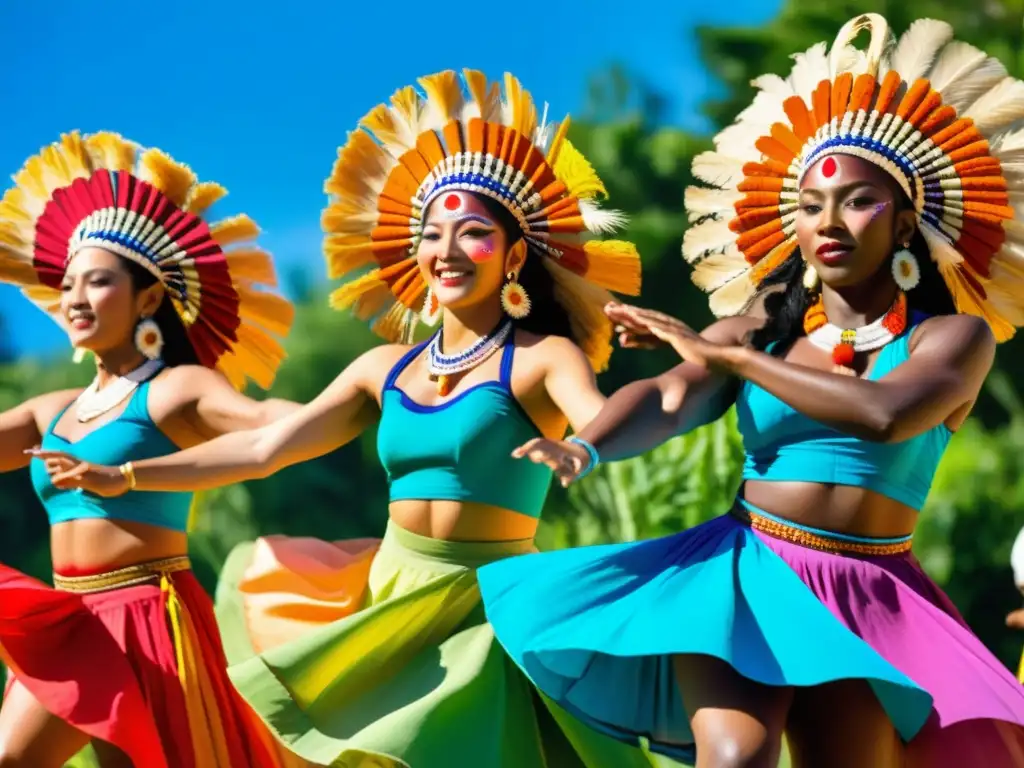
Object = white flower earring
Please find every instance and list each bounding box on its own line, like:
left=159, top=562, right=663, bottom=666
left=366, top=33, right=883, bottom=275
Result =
left=501, top=270, right=531, bottom=318
left=891, top=244, right=920, bottom=291
left=134, top=317, right=164, bottom=360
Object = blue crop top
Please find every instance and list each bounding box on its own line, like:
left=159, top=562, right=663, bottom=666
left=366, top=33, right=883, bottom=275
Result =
left=735, top=322, right=951, bottom=511
left=376, top=334, right=553, bottom=518
left=32, top=381, right=193, bottom=531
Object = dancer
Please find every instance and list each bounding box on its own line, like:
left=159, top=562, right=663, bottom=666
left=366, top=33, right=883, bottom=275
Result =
left=34, top=71, right=654, bottom=768
left=475, top=14, right=1024, bottom=768
left=0, top=132, right=298, bottom=768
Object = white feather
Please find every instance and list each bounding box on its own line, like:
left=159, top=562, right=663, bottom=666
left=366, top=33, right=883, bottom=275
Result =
left=682, top=219, right=735, bottom=262
left=964, top=77, right=1024, bottom=135
left=990, top=127, right=1024, bottom=158
left=691, top=152, right=745, bottom=189
left=920, top=223, right=963, bottom=267
left=684, top=187, right=741, bottom=221
left=579, top=201, right=627, bottom=234
left=691, top=252, right=749, bottom=291
left=788, top=42, right=830, bottom=102
left=885, top=19, right=953, bottom=84
left=929, top=42, right=1006, bottom=112
left=708, top=272, right=756, bottom=317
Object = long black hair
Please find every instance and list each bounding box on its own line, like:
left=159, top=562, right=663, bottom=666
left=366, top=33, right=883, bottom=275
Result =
left=748, top=190, right=956, bottom=353
left=475, top=195, right=574, bottom=340
left=122, top=258, right=200, bottom=367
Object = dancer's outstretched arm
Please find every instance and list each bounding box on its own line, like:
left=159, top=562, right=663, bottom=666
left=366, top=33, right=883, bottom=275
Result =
left=32, top=345, right=398, bottom=496
left=515, top=311, right=758, bottom=486
left=0, top=390, right=81, bottom=472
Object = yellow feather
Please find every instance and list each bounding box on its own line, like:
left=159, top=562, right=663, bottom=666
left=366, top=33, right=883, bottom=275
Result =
left=502, top=73, right=537, bottom=138
left=138, top=149, right=197, bottom=208
left=580, top=240, right=641, bottom=295
left=552, top=139, right=607, bottom=200
left=543, top=259, right=615, bottom=372
left=83, top=132, right=136, bottom=173
left=419, top=70, right=464, bottom=130
left=323, top=235, right=376, bottom=279
left=187, top=182, right=227, bottom=215
left=325, top=131, right=392, bottom=203
left=330, top=270, right=387, bottom=311
left=210, top=214, right=261, bottom=246
left=236, top=288, right=294, bottom=336
left=545, top=116, right=571, bottom=167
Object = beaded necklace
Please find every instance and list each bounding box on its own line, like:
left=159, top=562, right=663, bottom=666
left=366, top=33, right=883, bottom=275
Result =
left=426, top=319, right=513, bottom=396
left=803, top=292, right=907, bottom=372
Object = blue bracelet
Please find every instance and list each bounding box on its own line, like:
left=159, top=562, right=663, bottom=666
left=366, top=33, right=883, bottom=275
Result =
left=567, top=436, right=600, bottom=479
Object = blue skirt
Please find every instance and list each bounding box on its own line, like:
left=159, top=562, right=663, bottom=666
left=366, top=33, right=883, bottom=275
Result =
left=476, top=507, right=1018, bottom=764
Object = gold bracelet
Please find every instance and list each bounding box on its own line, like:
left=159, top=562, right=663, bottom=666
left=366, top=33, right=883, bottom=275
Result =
left=119, top=462, right=137, bottom=491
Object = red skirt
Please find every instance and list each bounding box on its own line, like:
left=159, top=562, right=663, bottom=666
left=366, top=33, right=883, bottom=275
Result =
left=0, top=561, right=291, bottom=767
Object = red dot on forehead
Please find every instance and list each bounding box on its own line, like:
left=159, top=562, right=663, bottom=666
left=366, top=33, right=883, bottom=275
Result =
left=443, top=193, right=461, bottom=210
left=821, top=156, right=838, bottom=178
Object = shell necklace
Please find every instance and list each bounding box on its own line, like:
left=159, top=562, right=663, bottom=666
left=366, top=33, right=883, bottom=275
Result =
left=426, top=319, right=512, bottom=396
left=804, top=292, right=907, bottom=372
left=76, top=358, right=165, bottom=423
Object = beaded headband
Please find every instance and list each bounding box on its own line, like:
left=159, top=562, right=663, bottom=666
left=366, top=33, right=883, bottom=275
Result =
left=0, top=132, right=293, bottom=388
left=684, top=13, right=1024, bottom=341
left=323, top=69, right=643, bottom=370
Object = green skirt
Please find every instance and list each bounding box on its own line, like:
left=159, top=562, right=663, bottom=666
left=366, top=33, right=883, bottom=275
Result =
left=214, top=521, right=656, bottom=768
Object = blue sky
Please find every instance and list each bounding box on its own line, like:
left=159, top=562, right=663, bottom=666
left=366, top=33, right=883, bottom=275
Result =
left=0, top=0, right=778, bottom=358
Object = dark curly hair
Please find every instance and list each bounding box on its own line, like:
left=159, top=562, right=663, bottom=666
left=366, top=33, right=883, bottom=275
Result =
left=121, top=258, right=200, bottom=367
left=748, top=189, right=956, bottom=353
left=474, top=195, right=574, bottom=340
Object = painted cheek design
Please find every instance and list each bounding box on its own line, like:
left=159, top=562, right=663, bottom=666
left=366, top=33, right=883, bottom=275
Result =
left=467, top=236, right=496, bottom=263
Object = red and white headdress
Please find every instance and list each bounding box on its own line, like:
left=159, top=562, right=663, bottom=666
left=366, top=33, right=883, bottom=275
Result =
left=684, top=13, right=1024, bottom=341
left=0, top=132, right=294, bottom=388
left=323, top=69, right=642, bottom=370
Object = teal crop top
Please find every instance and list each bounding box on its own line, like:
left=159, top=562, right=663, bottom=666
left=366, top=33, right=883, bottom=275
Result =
left=735, top=319, right=951, bottom=511
left=32, top=381, right=193, bottom=531
left=376, top=333, right=553, bottom=518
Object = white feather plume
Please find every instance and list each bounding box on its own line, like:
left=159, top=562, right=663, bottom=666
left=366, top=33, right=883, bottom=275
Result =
left=928, top=42, right=1006, bottom=112
left=884, top=19, right=953, bottom=84
left=963, top=77, right=1024, bottom=134
left=579, top=200, right=628, bottom=234
left=691, top=152, right=745, bottom=188
left=788, top=42, right=830, bottom=102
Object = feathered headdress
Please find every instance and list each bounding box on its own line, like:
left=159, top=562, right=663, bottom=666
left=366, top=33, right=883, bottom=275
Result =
left=0, top=132, right=294, bottom=388
left=684, top=13, right=1024, bottom=341
left=323, top=69, right=642, bottom=370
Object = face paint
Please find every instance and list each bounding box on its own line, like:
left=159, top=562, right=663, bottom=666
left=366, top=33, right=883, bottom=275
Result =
left=466, top=234, right=496, bottom=263
left=870, top=201, right=890, bottom=221
left=437, top=192, right=468, bottom=220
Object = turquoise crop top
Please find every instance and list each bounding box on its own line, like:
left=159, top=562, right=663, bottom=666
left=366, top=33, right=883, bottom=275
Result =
left=735, top=320, right=951, bottom=511
left=376, top=333, right=553, bottom=518
left=32, top=381, right=193, bottom=531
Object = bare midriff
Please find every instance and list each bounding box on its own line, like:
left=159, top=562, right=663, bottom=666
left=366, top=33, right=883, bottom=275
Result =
left=743, top=479, right=918, bottom=539
left=50, top=518, right=188, bottom=576
left=388, top=498, right=540, bottom=542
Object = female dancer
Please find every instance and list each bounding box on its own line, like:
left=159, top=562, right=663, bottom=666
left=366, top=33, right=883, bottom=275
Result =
left=34, top=72, right=654, bottom=768
left=0, top=132, right=298, bottom=768
left=475, top=14, right=1024, bottom=768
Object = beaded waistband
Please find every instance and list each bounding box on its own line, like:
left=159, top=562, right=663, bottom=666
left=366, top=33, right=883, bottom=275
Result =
left=731, top=500, right=913, bottom=556
left=53, top=555, right=191, bottom=594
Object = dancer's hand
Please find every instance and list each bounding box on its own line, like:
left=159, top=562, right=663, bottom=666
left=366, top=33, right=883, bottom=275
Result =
left=607, top=303, right=667, bottom=350
left=1007, top=607, right=1024, bottom=630
left=512, top=438, right=592, bottom=487
left=605, top=303, right=740, bottom=370
left=25, top=448, right=130, bottom=497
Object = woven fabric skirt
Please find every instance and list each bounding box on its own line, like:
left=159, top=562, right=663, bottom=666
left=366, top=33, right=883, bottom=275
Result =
left=477, top=501, right=1024, bottom=766
left=214, top=521, right=658, bottom=768
left=0, top=558, right=297, bottom=768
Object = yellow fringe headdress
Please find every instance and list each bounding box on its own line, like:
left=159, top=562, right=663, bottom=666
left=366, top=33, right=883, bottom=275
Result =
left=0, top=132, right=294, bottom=388
left=684, top=13, right=1024, bottom=341
left=323, top=69, right=642, bottom=370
